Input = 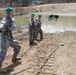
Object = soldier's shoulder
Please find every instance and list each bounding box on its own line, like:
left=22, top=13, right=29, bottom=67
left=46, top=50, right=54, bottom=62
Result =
left=12, top=18, right=15, bottom=21
left=29, top=18, right=31, bottom=21
left=36, top=18, right=38, bottom=20
left=2, top=17, right=6, bottom=20
left=36, top=18, right=38, bottom=21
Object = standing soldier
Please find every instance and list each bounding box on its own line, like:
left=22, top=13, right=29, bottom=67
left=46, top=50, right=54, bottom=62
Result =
left=0, top=7, right=21, bottom=72
left=29, top=13, right=37, bottom=46
left=35, top=14, right=43, bottom=41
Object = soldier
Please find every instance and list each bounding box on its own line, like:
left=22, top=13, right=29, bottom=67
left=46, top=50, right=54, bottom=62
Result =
left=29, top=13, right=37, bottom=46
left=0, top=7, right=21, bottom=72
left=35, top=14, right=43, bottom=41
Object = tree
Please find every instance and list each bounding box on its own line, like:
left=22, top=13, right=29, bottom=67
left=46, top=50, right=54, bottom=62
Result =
left=21, top=0, right=31, bottom=7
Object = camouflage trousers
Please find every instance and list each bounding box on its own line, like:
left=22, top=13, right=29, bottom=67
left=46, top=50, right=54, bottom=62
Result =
left=0, top=32, right=21, bottom=67
left=35, top=26, right=43, bottom=40
left=29, top=26, right=35, bottom=45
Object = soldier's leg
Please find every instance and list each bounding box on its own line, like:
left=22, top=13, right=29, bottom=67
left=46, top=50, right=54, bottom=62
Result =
left=29, top=26, right=34, bottom=45
left=39, top=28, right=43, bottom=40
left=10, top=39, right=21, bottom=62
left=32, top=27, right=35, bottom=42
left=34, top=26, right=36, bottom=40
left=29, top=26, right=33, bottom=45
left=31, top=27, right=37, bottom=45
left=35, top=26, right=37, bottom=40
left=29, top=26, right=32, bottom=45
left=35, top=26, right=39, bottom=40
left=0, top=34, right=10, bottom=72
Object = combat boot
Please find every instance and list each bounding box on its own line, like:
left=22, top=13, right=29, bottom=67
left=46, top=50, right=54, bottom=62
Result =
left=12, top=58, right=21, bottom=63
left=33, top=42, right=37, bottom=45
left=0, top=68, right=7, bottom=73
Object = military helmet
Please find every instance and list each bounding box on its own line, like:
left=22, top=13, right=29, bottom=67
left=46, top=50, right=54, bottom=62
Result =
left=6, top=7, right=13, bottom=13
left=38, top=14, right=42, bottom=17
left=31, top=13, right=35, bottom=16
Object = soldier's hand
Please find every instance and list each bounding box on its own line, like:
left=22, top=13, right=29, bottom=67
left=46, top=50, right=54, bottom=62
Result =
left=0, top=29, right=2, bottom=33
left=6, top=28, right=11, bottom=32
left=31, top=25, right=34, bottom=27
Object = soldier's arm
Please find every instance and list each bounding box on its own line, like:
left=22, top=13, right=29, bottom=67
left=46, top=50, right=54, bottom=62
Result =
left=29, top=19, right=33, bottom=26
left=36, top=19, right=42, bottom=24
left=36, top=19, right=38, bottom=23
left=35, top=19, right=38, bottom=25
left=1, top=17, right=6, bottom=25
left=1, top=17, right=7, bottom=31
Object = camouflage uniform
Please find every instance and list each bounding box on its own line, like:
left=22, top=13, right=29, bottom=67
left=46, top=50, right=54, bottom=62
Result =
left=0, top=17, right=21, bottom=67
left=35, top=18, right=43, bottom=40
left=29, top=18, right=36, bottom=45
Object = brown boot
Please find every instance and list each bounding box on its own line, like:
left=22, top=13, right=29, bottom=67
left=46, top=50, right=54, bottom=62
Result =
left=0, top=68, right=7, bottom=73
left=12, top=58, right=21, bottom=63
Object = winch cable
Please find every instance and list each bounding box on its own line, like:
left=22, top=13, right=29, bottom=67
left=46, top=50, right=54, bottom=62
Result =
left=36, top=43, right=61, bottom=75
left=10, top=42, right=61, bottom=75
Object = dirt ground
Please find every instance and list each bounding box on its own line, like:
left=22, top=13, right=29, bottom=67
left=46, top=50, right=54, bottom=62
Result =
left=1, top=31, right=76, bottom=75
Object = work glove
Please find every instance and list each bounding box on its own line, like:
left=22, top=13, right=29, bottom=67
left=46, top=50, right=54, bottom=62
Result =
left=6, top=27, right=11, bottom=32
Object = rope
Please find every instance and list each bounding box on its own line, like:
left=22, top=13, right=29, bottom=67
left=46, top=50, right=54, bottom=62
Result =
left=10, top=65, right=36, bottom=75
left=21, top=46, right=32, bottom=57
left=36, top=43, right=61, bottom=75
left=10, top=43, right=61, bottom=75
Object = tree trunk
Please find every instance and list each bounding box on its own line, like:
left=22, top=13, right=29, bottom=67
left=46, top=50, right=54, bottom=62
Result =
left=10, top=0, right=13, bottom=7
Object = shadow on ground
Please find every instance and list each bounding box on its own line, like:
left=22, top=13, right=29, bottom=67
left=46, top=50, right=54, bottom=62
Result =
left=0, top=62, right=21, bottom=75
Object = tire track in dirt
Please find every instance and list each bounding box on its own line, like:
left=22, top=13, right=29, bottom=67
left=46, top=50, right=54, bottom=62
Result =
left=16, top=33, right=61, bottom=75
